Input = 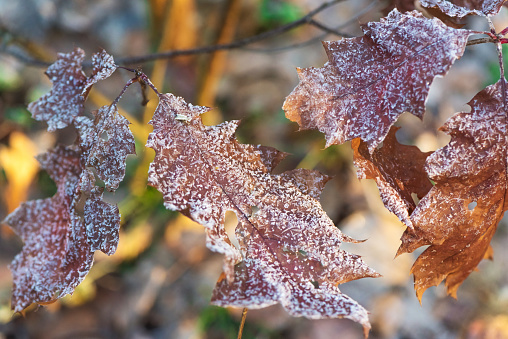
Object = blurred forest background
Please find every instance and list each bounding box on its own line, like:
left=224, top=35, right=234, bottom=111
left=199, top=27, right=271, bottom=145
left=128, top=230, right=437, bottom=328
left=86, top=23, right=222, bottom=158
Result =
left=1, top=0, right=508, bottom=338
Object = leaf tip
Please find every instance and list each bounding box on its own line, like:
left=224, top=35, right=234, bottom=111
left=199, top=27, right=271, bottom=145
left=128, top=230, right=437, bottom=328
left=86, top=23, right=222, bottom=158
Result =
left=362, top=323, right=371, bottom=338
left=446, top=283, right=459, bottom=299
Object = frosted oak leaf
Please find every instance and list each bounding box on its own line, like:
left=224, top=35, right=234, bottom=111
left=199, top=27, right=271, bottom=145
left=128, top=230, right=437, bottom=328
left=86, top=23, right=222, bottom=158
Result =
left=146, top=93, right=380, bottom=334
left=397, top=79, right=508, bottom=300
left=352, top=127, right=433, bottom=227
left=3, top=148, right=84, bottom=310
left=4, top=99, right=134, bottom=311
left=420, top=0, right=506, bottom=18
left=283, top=10, right=471, bottom=152
left=75, top=104, right=136, bottom=191
left=4, top=46, right=133, bottom=313
left=3, top=145, right=123, bottom=312
left=84, top=49, right=117, bottom=92
left=28, top=48, right=117, bottom=131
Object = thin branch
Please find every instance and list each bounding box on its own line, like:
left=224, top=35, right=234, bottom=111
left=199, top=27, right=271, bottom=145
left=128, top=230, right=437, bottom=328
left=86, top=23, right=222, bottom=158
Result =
left=0, top=0, right=347, bottom=67
left=241, top=0, right=381, bottom=54
left=486, top=17, right=507, bottom=109
left=0, top=46, right=52, bottom=67
left=116, top=0, right=345, bottom=65
left=308, top=19, right=354, bottom=38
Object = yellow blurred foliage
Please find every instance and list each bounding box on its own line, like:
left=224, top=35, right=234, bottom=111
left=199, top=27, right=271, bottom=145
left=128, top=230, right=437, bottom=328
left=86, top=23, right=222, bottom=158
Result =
left=164, top=214, right=210, bottom=264
left=468, top=314, right=508, bottom=339
left=58, top=222, right=154, bottom=307
left=198, top=0, right=241, bottom=110
left=60, top=260, right=117, bottom=307
left=164, top=0, right=198, bottom=59
left=148, top=0, right=197, bottom=98
left=113, top=222, right=154, bottom=262
left=164, top=214, right=203, bottom=248
left=148, top=0, right=169, bottom=35
left=0, top=131, right=39, bottom=213
left=0, top=303, right=14, bottom=324
left=198, top=0, right=242, bottom=127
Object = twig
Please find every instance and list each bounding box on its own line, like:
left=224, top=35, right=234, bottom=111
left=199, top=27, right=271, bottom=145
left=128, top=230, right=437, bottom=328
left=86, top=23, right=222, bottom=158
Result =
left=308, top=19, right=354, bottom=38
left=0, top=47, right=52, bottom=67
left=0, top=0, right=347, bottom=67
left=466, top=37, right=495, bottom=46
left=116, top=0, right=345, bottom=65
left=237, top=307, right=248, bottom=339
left=241, top=0, right=381, bottom=53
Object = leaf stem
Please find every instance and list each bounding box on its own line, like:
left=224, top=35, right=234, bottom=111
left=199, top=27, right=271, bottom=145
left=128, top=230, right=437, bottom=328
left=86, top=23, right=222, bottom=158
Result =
left=499, top=26, right=508, bottom=36
left=118, top=66, right=161, bottom=96
left=466, top=37, right=494, bottom=46
left=237, top=307, right=248, bottom=339
left=111, top=77, right=138, bottom=106
left=488, top=18, right=506, bottom=81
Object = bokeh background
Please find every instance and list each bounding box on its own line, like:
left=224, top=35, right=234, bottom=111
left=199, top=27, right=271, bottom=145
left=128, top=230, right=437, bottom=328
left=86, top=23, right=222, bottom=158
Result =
left=1, top=0, right=508, bottom=338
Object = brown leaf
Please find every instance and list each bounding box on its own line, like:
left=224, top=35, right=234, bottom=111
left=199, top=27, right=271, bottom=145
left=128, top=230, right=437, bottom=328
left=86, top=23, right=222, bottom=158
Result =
left=4, top=144, right=124, bottom=312
left=4, top=86, right=134, bottom=311
left=28, top=48, right=117, bottom=131
left=352, top=127, right=433, bottom=226
left=420, top=0, right=506, bottom=18
left=83, top=49, right=117, bottom=95
left=4, top=146, right=92, bottom=312
left=212, top=260, right=373, bottom=337
left=28, top=48, right=87, bottom=131
left=283, top=10, right=471, bottom=152
left=381, top=0, right=416, bottom=15
left=75, top=105, right=136, bottom=190
left=85, top=186, right=120, bottom=256
left=147, top=93, right=380, bottom=331
left=398, top=79, right=508, bottom=301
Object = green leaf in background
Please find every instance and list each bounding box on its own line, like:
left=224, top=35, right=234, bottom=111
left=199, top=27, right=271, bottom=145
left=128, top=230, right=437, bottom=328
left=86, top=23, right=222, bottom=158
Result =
left=4, top=107, right=33, bottom=127
left=198, top=306, right=274, bottom=339
left=0, top=62, right=21, bottom=91
left=259, top=0, right=302, bottom=27
left=485, top=44, right=508, bottom=86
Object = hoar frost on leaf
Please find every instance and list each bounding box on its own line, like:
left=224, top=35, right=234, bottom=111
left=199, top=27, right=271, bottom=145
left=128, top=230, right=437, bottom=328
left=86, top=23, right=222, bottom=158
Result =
left=352, top=127, right=433, bottom=227
left=397, top=79, right=508, bottom=301
left=28, top=48, right=117, bottom=132
left=3, top=49, right=134, bottom=312
left=4, top=147, right=104, bottom=311
left=84, top=49, right=117, bottom=93
left=283, top=10, right=472, bottom=152
left=75, top=105, right=136, bottom=191
left=420, top=0, right=506, bottom=19
left=146, top=93, right=380, bottom=334
left=3, top=141, right=128, bottom=311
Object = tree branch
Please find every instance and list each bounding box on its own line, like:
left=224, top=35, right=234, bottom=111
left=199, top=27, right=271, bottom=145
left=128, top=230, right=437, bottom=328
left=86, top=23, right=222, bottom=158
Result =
left=0, top=0, right=350, bottom=68
left=116, top=0, right=347, bottom=65
left=307, top=19, right=354, bottom=38
left=0, top=45, right=53, bottom=67
left=242, top=0, right=380, bottom=54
